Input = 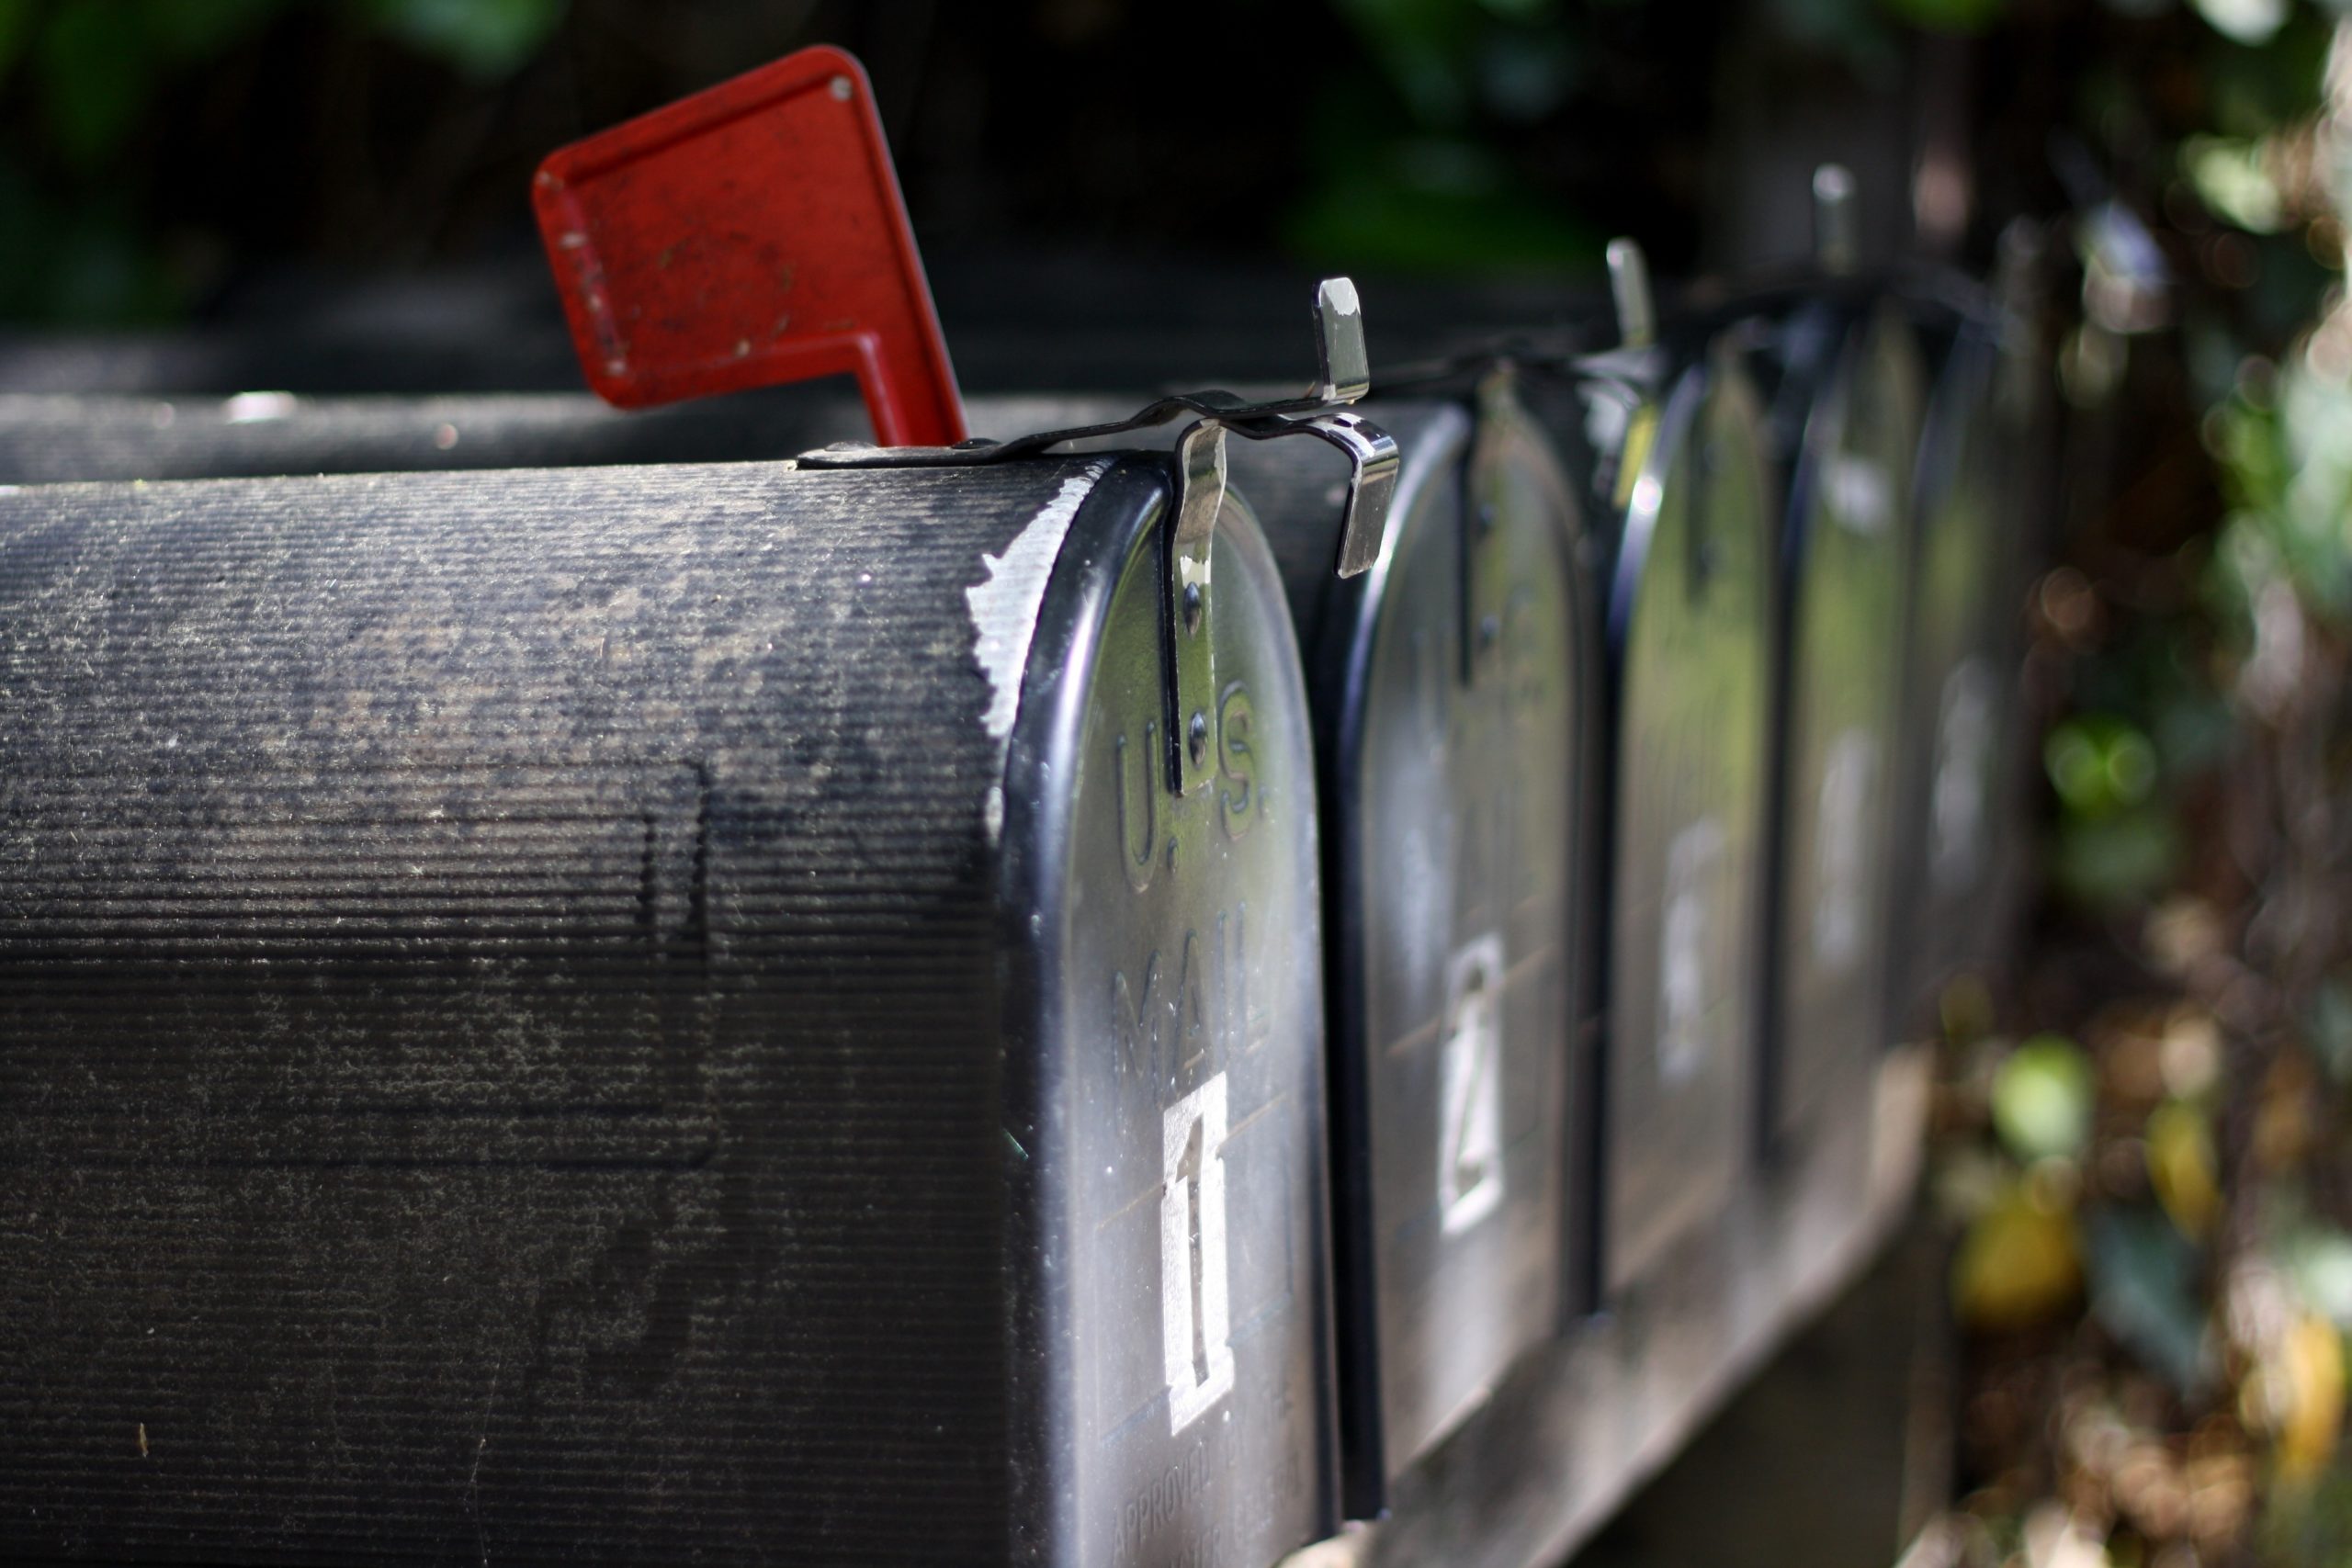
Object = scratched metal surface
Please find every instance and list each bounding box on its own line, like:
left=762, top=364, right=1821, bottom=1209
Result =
left=0, top=456, right=1339, bottom=1567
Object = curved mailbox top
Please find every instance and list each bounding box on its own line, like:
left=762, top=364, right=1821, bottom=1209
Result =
left=1600, top=339, right=1778, bottom=1298
left=0, top=456, right=1334, bottom=1568
left=1758, top=299, right=1927, bottom=1145
left=0, top=390, right=1162, bottom=487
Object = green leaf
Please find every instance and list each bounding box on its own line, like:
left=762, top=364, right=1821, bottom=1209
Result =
left=2053, top=806, right=2183, bottom=912
left=2044, top=715, right=2160, bottom=819
left=0, top=0, right=35, bottom=86
left=1991, top=1034, right=2098, bottom=1164
left=35, top=0, right=158, bottom=169
left=2190, top=0, right=2288, bottom=46
left=2307, top=979, right=2352, bottom=1088
left=2086, top=1208, right=2212, bottom=1395
left=2288, top=1225, right=2352, bottom=1331
left=1875, top=0, right=2007, bottom=36
left=2181, top=134, right=2285, bottom=232
left=145, top=0, right=290, bottom=62
left=361, top=0, right=569, bottom=80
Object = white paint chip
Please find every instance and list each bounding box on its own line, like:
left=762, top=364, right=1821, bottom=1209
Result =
left=965, top=459, right=1109, bottom=761
left=223, top=390, right=298, bottom=424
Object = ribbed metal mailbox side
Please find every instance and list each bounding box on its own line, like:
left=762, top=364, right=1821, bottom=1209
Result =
left=1756, top=299, right=1927, bottom=1147
left=0, top=457, right=1334, bottom=1567
left=1598, top=343, right=1778, bottom=1297
left=1229, top=389, right=1584, bottom=1514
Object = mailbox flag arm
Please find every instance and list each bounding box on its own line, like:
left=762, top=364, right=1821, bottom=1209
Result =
left=532, top=44, right=966, bottom=446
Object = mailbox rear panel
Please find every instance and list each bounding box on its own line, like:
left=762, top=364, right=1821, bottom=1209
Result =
left=0, top=457, right=1335, bottom=1566
left=1600, top=350, right=1777, bottom=1296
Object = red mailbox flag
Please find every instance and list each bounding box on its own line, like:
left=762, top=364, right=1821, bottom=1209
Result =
left=532, top=44, right=967, bottom=446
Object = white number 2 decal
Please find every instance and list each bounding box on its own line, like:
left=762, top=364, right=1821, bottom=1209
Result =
left=1439, top=933, right=1507, bottom=1235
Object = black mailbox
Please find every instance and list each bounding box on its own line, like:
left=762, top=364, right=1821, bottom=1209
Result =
left=0, top=456, right=1337, bottom=1567
left=0, top=388, right=855, bottom=484
left=1893, top=294, right=2021, bottom=1017
left=1226, top=380, right=1589, bottom=1512
left=1744, top=296, right=1927, bottom=1146
left=1593, top=336, right=1779, bottom=1295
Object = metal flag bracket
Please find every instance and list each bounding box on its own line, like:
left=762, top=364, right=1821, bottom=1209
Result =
left=798, top=277, right=1401, bottom=797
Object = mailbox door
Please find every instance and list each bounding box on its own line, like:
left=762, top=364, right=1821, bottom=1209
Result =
left=1001, top=475, right=1338, bottom=1568
left=1601, top=346, right=1777, bottom=1297
left=1898, top=318, right=2011, bottom=1011
left=1768, top=304, right=1926, bottom=1143
left=1340, top=396, right=1578, bottom=1486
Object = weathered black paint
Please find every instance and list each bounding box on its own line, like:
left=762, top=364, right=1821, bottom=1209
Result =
left=1231, top=386, right=1588, bottom=1515
left=0, top=457, right=1335, bottom=1567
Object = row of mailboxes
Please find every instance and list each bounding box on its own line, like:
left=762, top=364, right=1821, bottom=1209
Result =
left=0, top=259, right=2030, bottom=1565
left=0, top=54, right=2037, bottom=1568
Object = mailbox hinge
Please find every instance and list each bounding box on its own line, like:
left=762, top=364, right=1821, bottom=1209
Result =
left=1158, top=280, right=1399, bottom=795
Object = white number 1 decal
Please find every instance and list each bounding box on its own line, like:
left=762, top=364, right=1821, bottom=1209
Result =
left=1161, top=1073, right=1235, bottom=1436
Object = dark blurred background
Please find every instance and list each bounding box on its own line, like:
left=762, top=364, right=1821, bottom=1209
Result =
left=13, top=1, right=2352, bottom=1562
left=0, top=0, right=2111, bottom=375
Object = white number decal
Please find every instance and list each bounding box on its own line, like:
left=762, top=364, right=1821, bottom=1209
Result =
left=1160, top=1073, right=1235, bottom=1436
left=1811, top=728, right=1879, bottom=972
left=1439, top=933, right=1507, bottom=1235
left=1659, top=818, right=1724, bottom=1084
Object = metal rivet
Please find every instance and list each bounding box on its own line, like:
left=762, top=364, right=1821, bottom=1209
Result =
left=830, top=75, right=854, bottom=100
left=1182, top=582, right=1204, bottom=633
left=1188, top=712, right=1210, bottom=766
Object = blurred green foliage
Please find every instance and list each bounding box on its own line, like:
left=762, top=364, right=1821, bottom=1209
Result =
left=1914, top=0, right=2352, bottom=1555
left=0, top=0, right=568, bottom=322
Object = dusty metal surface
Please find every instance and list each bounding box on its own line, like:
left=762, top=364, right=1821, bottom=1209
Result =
left=0, top=454, right=1338, bottom=1566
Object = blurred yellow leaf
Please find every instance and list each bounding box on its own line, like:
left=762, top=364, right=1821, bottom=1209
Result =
left=1956, top=1184, right=2084, bottom=1330
left=2273, top=1314, right=2346, bottom=1483
left=2146, top=1100, right=2222, bottom=1240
